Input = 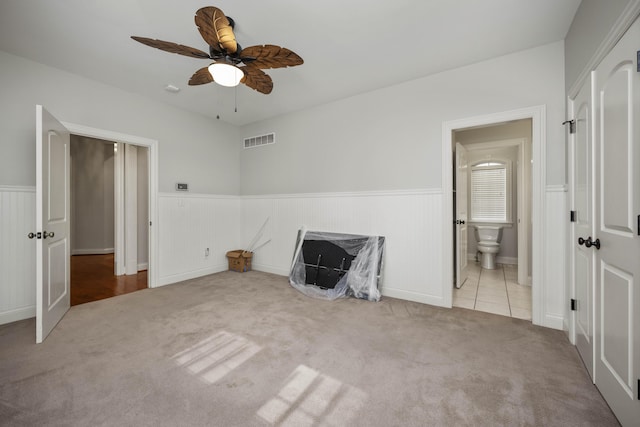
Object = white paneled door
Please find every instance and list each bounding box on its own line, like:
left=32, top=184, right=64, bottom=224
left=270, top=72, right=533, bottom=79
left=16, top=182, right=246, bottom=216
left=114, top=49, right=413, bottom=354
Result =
left=570, top=74, right=595, bottom=379
left=455, top=143, right=468, bottom=288
left=35, top=105, right=70, bottom=343
left=593, top=19, right=640, bottom=426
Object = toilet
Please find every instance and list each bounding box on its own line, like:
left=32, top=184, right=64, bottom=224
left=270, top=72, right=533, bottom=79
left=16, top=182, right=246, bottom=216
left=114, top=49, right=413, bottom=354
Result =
left=474, top=226, right=503, bottom=270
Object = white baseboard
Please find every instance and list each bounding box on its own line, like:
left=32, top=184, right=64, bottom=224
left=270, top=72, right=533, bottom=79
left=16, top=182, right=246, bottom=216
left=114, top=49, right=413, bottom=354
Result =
left=252, top=264, right=290, bottom=277
left=138, top=262, right=148, bottom=271
left=71, top=248, right=114, bottom=256
left=380, top=287, right=446, bottom=307
left=0, top=305, right=35, bottom=325
left=156, top=264, right=228, bottom=287
left=543, top=314, right=564, bottom=331
left=252, top=264, right=446, bottom=307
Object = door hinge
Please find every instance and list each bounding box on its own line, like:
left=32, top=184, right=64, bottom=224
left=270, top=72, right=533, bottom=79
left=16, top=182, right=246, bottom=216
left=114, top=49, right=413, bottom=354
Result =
left=638, top=379, right=640, bottom=400
left=637, top=215, right=639, bottom=236
left=570, top=210, right=576, bottom=222
left=149, top=221, right=152, bottom=226
left=571, top=299, right=577, bottom=311
left=562, top=120, right=576, bottom=134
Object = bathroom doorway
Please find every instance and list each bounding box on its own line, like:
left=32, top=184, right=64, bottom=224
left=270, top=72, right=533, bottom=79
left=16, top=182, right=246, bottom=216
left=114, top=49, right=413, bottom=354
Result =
left=452, top=119, right=533, bottom=319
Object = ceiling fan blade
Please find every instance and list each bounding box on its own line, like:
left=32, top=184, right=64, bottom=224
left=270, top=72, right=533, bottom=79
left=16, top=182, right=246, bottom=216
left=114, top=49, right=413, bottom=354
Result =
left=240, top=45, right=303, bottom=69
left=240, top=66, right=273, bottom=94
left=195, top=6, right=237, bottom=54
left=131, top=36, right=211, bottom=59
left=188, top=66, right=214, bottom=86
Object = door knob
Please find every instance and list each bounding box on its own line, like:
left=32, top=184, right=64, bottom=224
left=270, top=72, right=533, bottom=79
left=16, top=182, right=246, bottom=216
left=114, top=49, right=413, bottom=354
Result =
left=42, top=231, right=54, bottom=239
left=583, top=236, right=600, bottom=249
left=578, top=237, right=585, bottom=246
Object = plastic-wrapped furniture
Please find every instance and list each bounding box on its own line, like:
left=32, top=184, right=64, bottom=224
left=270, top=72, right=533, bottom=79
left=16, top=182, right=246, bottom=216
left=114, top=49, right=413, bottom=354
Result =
left=288, top=229, right=385, bottom=301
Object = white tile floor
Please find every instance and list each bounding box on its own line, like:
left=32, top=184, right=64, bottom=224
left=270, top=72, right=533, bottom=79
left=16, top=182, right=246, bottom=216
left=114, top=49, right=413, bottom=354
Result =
left=453, top=262, right=532, bottom=320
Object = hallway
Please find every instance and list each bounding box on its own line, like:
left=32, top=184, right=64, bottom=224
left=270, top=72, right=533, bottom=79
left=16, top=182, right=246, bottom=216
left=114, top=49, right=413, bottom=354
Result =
left=71, top=254, right=147, bottom=306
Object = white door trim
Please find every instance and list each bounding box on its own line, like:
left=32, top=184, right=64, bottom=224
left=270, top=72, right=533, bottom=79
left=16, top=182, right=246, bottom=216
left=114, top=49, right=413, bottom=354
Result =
left=442, top=105, right=546, bottom=326
left=124, top=144, right=138, bottom=275
left=114, top=143, right=125, bottom=276
left=61, top=122, right=159, bottom=288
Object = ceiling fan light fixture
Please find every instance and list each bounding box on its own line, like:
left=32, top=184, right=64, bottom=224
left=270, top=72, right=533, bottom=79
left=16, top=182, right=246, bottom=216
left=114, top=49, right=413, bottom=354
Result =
left=208, top=62, right=242, bottom=87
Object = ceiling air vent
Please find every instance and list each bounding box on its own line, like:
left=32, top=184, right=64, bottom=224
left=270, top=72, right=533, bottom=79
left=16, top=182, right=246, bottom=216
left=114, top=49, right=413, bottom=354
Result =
left=244, top=133, right=275, bottom=149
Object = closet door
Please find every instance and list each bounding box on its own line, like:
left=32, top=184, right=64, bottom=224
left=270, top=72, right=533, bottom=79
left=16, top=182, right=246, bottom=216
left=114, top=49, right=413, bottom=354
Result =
left=593, top=18, right=640, bottom=426
left=570, top=74, right=595, bottom=379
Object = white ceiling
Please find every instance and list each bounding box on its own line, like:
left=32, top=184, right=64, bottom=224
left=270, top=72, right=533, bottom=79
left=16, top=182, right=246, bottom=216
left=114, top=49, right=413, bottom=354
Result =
left=0, top=0, right=581, bottom=126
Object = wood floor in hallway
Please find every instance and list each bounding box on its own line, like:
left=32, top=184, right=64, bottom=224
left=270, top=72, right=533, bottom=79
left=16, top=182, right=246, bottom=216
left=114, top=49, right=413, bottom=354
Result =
left=71, top=254, right=147, bottom=306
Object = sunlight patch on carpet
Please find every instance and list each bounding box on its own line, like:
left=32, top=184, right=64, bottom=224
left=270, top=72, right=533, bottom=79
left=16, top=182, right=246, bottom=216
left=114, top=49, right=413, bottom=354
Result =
left=172, top=331, right=261, bottom=384
left=257, top=364, right=367, bottom=426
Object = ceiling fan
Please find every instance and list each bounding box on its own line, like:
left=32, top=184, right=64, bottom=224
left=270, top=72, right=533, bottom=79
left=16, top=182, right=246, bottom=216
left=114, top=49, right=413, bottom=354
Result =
left=131, top=6, right=303, bottom=94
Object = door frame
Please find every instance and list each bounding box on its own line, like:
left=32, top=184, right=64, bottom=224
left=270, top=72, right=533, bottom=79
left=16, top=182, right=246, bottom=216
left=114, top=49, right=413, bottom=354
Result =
left=62, top=121, right=159, bottom=288
left=442, top=105, right=545, bottom=325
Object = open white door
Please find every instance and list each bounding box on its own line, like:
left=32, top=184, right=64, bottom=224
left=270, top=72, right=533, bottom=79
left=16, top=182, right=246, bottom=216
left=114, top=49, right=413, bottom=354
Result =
left=35, top=105, right=70, bottom=343
left=570, top=75, right=595, bottom=379
left=455, top=143, right=469, bottom=288
left=593, top=19, right=640, bottom=425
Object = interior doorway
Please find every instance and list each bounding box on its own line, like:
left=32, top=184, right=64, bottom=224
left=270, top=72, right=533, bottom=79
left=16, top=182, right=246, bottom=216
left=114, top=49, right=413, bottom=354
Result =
left=451, top=120, right=532, bottom=319
left=69, top=135, right=150, bottom=305
left=442, top=105, right=546, bottom=326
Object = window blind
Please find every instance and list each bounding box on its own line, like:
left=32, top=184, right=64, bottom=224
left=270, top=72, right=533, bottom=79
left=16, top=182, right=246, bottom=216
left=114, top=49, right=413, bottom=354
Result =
left=471, top=166, right=506, bottom=221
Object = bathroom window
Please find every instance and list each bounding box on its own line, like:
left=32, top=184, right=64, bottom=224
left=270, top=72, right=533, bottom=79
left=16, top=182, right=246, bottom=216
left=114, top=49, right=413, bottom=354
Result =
left=470, top=160, right=511, bottom=223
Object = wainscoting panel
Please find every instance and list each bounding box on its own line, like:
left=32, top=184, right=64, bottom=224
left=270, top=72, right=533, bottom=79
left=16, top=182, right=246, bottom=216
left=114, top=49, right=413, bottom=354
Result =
left=241, top=189, right=445, bottom=306
left=0, top=186, right=37, bottom=324
left=1, top=186, right=566, bottom=328
left=543, top=185, right=567, bottom=330
left=157, top=193, right=241, bottom=286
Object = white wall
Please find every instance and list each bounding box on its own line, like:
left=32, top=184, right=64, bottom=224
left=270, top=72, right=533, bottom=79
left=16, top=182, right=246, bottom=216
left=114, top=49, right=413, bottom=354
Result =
left=454, top=119, right=532, bottom=144
left=0, top=49, right=240, bottom=325
left=0, top=41, right=568, bottom=330
left=0, top=50, right=240, bottom=194
left=240, top=42, right=566, bottom=194
left=242, top=190, right=444, bottom=306
left=544, top=186, right=567, bottom=329
left=235, top=42, right=566, bottom=329
left=0, top=187, right=36, bottom=324
left=158, top=194, right=241, bottom=286
left=70, top=136, right=115, bottom=254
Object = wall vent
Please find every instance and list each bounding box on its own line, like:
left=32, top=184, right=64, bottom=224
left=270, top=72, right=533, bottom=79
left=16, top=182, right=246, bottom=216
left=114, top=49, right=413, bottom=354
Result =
left=244, top=133, right=275, bottom=149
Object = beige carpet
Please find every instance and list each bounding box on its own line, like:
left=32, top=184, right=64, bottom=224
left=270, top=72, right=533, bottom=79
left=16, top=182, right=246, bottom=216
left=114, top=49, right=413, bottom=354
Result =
left=0, top=271, right=618, bottom=426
